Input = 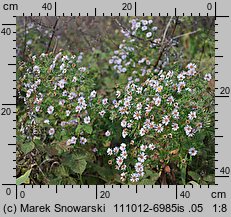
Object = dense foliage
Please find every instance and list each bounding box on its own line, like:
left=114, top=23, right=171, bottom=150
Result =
left=16, top=17, right=215, bottom=185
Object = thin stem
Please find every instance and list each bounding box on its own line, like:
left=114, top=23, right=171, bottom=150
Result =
left=46, top=17, right=59, bottom=53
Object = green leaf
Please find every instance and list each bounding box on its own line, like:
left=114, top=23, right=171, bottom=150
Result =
left=72, top=158, right=87, bottom=175
left=188, top=171, right=201, bottom=181
left=54, top=166, right=69, bottom=177
left=75, top=125, right=93, bottom=135
left=75, top=125, right=82, bottom=135
left=203, top=175, right=215, bottom=183
left=139, top=171, right=159, bottom=185
left=63, top=154, right=87, bottom=175
left=21, top=142, right=35, bottom=154
left=91, top=164, right=114, bottom=181
left=82, top=124, right=93, bottom=134
left=181, top=165, right=187, bottom=185
left=16, top=169, right=31, bottom=185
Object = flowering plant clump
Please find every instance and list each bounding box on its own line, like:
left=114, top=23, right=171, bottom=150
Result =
left=17, top=52, right=104, bottom=183
left=16, top=17, right=215, bottom=185
left=18, top=51, right=97, bottom=145
left=109, top=19, right=162, bottom=77
left=106, top=19, right=214, bottom=184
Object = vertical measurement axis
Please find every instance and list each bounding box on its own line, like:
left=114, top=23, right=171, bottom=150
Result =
left=135, top=2, right=137, bottom=16
left=214, top=6, right=218, bottom=184
left=13, top=16, right=17, bottom=181
left=55, top=2, right=57, bottom=16
left=215, top=2, right=217, bottom=20
left=95, top=185, right=98, bottom=199
left=175, top=185, right=178, bottom=199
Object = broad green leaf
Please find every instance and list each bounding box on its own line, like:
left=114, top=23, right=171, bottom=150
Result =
left=63, top=154, right=87, bottom=175
left=188, top=171, right=201, bottom=181
left=75, top=125, right=82, bottom=135
left=72, top=159, right=87, bottom=175
left=76, top=124, right=93, bottom=135
left=54, top=166, right=69, bottom=177
left=82, top=125, right=93, bottom=134
left=140, top=172, right=159, bottom=185
left=16, top=169, right=31, bottom=185
left=21, top=142, right=35, bottom=154
left=203, top=175, right=215, bottom=183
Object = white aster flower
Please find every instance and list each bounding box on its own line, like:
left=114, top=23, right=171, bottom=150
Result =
left=62, top=90, right=68, bottom=96
left=167, top=96, right=174, bottom=105
left=142, top=26, right=148, bottom=31
left=141, top=20, right=148, bottom=25
left=130, top=173, right=139, bottom=182
left=75, top=105, right=82, bottom=113
left=78, top=96, right=85, bottom=105
left=135, top=162, right=144, bottom=172
left=72, top=76, right=77, bottom=82
left=136, top=87, right=143, bottom=94
left=59, top=99, right=65, bottom=106
left=184, top=125, right=192, bottom=136
left=146, top=32, right=152, bottom=38
left=188, top=111, right=197, bottom=120
left=26, top=89, right=32, bottom=98
left=120, top=143, right=126, bottom=151
left=149, top=143, right=156, bottom=150
left=172, top=109, right=179, bottom=119
left=102, top=98, right=108, bottom=105
left=48, top=128, right=55, bottom=136
left=99, top=110, right=106, bottom=117
left=140, top=144, right=147, bottom=152
left=155, top=124, right=164, bottom=133
left=105, top=130, right=111, bottom=137
left=116, top=156, right=123, bottom=167
left=90, top=90, right=97, bottom=98
left=137, top=102, right=142, bottom=110
left=172, top=123, right=179, bottom=131
left=188, top=147, right=198, bottom=156
left=70, top=136, right=77, bottom=144
left=187, top=63, right=197, bottom=71
left=116, top=90, right=121, bottom=98
left=113, top=147, right=119, bottom=154
left=154, top=96, right=161, bottom=106
left=80, top=137, right=87, bottom=145
left=156, top=85, right=163, bottom=93
left=121, top=151, right=128, bottom=159
left=35, top=106, right=40, bottom=112
left=107, top=148, right=113, bottom=156
left=44, top=119, right=50, bottom=124
left=138, top=152, right=147, bottom=163
left=162, top=115, right=170, bottom=126
left=177, top=73, right=185, bottom=81
left=139, top=127, right=146, bottom=136
left=58, top=79, right=66, bottom=89
left=79, top=67, right=86, bottom=72
left=133, top=111, right=141, bottom=120
left=120, top=172, right=127, bottom=181
left=121, top=119, right=127, bottom=128
left=66, top=110, right=71, bottom=117
left=121, top=165, right=127, bottom=172
left=47, top=106, right=54, bottom=114
left=84, top=116, right=91, bottom=124
left=122, top=129, right=128, bottom=138
left=204, top=73, right=212, bottom=81
left=33, top=65, right=40, bottom=72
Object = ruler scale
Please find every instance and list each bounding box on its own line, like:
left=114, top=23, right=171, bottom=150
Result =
left=0, top=0, right=230, bottom=216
